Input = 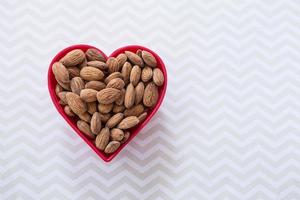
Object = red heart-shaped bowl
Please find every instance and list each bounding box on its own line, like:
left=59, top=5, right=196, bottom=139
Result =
left=48, top=44, right=167, bottom=162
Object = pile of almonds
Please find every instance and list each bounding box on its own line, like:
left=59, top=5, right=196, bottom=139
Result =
left=52, top=48, right=164, bottom=154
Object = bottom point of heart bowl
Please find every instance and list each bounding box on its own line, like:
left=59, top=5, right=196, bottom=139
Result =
left=48, top=44, right=167, bottom=162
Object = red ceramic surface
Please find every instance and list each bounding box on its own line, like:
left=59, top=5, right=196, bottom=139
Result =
left=48, top=44, right=167, bottom=162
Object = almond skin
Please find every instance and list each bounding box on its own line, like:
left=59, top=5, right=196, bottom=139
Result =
left=124, top=104, right=144, bottom=117
left=57, top=92, right=67, bottom=104
left=68, top=67, right=80, bottom=78
left=124, top=83, right=135, bottom=109
left=98, top=103, right=113, bottom=114
left=87, top=61, right=107, bottom=70
left=65, top=92, right=87, bottom=115
left=135, top=82, right=144, bottom=105
left=104, top=141, right=120, bottom=154
left=106, top=78, right=125, bottom=90
left=120, top=131, right=130, bottom=144
left=138, top=112, right=147, bottom=122
left=118, top=116, right=139, bottom=129
left=57, top=80, right=70, bottom=91
left=79, top=57, right=87, bottom=68
left=110, top=128, right=124, bottom=141
left=115, top=88, right=125, bottom=105
left=55, top=84, right=63, bottom=96
left=78, top=112, right=91, bottom=123
left=113, top=104, right=126, bottom=113
left=116, top=53, right=127, bottom=68
left=130, top=65, right=141, bottom=86
left=141, top=66, right=153, bottom=82
left=95, top=127, right=110, bottom=150
left=106, top=113, right=124, bottom=128
left=87, top=102, right=97, bottom=114
left=107, top=57, right=120, bottom=73
left=136, top=49, right=142, bottom=57
left=80, top=89, right=98, bottom=102
left=80, top=67, right=104, bottom=81
left=153, top=68, right=164, bottom=86
left=141, top=50, right=157, bottom=67
left=125, top=51, right=144, bottom=67
left=70, top=77, right=85, bottom=95
left=77, top=120, right=95, bottom=139
left=90, top=112, right=102, bottom=135
left=64, top=105, right=75, bottom=117
left=122, top=62, right=132, bottom=84
left=99, top=113, right=111, bottom=123
left=105, top=72, right=123, bottom=84
left=97, top=88, right=121, bottom=104
left=86, top=48, right=106, bottom=62
left=61, top=49, right=85, bottom=67
left=143, top=82, right=158, bottom=107
left=85, top=81, right=106, bottom=91
left=52, top=62, right=70, bottom=83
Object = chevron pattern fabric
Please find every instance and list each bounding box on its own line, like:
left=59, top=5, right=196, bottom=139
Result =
left=1, top=0, right=300, bottom=199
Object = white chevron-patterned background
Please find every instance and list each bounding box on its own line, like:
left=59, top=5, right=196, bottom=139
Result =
left=1, top=0, right=300, bottom=199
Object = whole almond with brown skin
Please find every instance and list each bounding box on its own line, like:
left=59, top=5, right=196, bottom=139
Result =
left=99, top=113, right=111, bottom=123
left=115, top=88, right=125, bottom=105
left=153, top=68, right=164, bottom=86
left=107, top=57, right=120, bottom=73
left=87, top=102, right=97, bottom=114
left=135, top=82, right=144, bottom=105
left=121, top=62, right=132, bottom=84
left=143, top=82, right=158, bottom=107
left=85, top=81, right=106, bottom=91
left=91, top=112, right=102, bottom=135
left=106, top=78, right=125, bottom=90
left=130, top=65, right=141, bottom=86
left=57, top=80, right=70, bottom=91
left=97, top=88, right=121, bottom=104
left=124, top=83, right=135, bottom=109
left=58, top=92, right=67, bottom=104
left=64, top=105, right=75, bottom=117
left=65, top=92, right=87, bottom=115
left=80, top=89, right=98, bottom=102
left=52, top=62, right=70, bottom=83
left=120, top=131, right=130, bottom=144
left=124, top=104, right=144, bottom=117
left=105, top=72, right=123, bottom=84
left=105, top=141, right=120, bottom=154
left=113, top=104, right=125, bottom=113
left=70, top=77, right=85, bottom=95
left=80, top=67, right=104, bottom=81
left=110, top=128, right=124, bottom=141
left=95, top=127, right=110, bottom=150
left=138, top=112, right=147, bottom=122
left=77, top=120, right=95, bottom=139
left=61, top=49, right=85, bottom=67
left=142, top=50, right=157, bottom=67
left=86, top=48, right=106, bottom=62
left=125, top=51, right=144, bottom=67
left=116, top=53, right=127, bottom=68
left=78, top=112, right=91, bottom=123
left=55, top=84, right=63, bottom=96
left=87, top=61, right=107, bottom=70
left=98, top=103, right=113, bottom=114
left=118, top=116, right=139, bottom=129
left=106, top=113, right=124, bottom=128
left=68, top=67, right=80, bottom=78
left=141, top=66, right=153, bottom=82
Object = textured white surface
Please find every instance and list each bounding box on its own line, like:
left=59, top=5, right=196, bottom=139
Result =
left=1, top=0, right=300, bottom=199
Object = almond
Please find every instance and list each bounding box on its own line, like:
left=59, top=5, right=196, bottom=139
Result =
left=99, top=113, right=111, bottom=123
left=91, top=112, right=102, bottom=135
left=120, top=131, right=130, bottom=144
left=130, top=65, right=141, bottom=86
left=104, top=141, right=120, bottom=154
left=85, top=81, right=106, bottom=91
left=116, top=53, right=127, bottom=68
left=124, top=83, right=135, bottom=109
left=80, top=67, right=104, bottom=81
left=110, top=128, right=124, bottom=141
left=64, top=105, right=75, bottom=117
left=105, top=72, right=123, bottom=84
left=135, top=82, right=144, bottom=105
left=118, top=116, right=139, bottom=129
left=86, top=48, right=106, bottom=62
left=65, top=92, right=87, bottom=115
left=57, top=92, right=67, bottom=104
left=115, top=88, right=125, bottom=105
left=61, top=49, right=85, bottom=67
left=57, top=80, right=70, bottom=91
left=124, top=104, right=144, bottom=117
left=59, top=100, right=66, bottom=105
left=141, top=66, right=153, bottom=82
left=80, top=89, right=98, bottom=102
left=136, top=49, right=142, bottom=57
left=106, top=78, right=125, bottom=90
left=153, top=68, right=164, bottom=86
left=95, top=127, right=110, bottom=150
left=143, top=82, right=158, bottom=107
left=98, top=103, right=113, bottom=114
left=55, top=84, right=63, bottom=96
left=121, top=62, right=132, bottom=84
left=87, top=102, right=97, bottom=114
left=141, top=50, right=157, bottom=67
left=106, top=113, right=124, bottom=128
left=107, top=57, right=120, bottom=73
left=52, top=62, right=70, bottom=83
left=78, top=112, right=91, bottom=123
left=138, top=112, right=147, bottom=122
left=113, top=104, right=125, bottom=113
left=87, top=61, right=107, bottom=70
left=78, top=57, right=87, bottom=68
left=68, top=67, right=80, bottom=78
left=125, top=51, right=144, bottom=67
left=97, top=88, right=121, bottom=104
left=70, top=77, right=85, bottom=95
left=77, top=120, right=95, bottom=139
